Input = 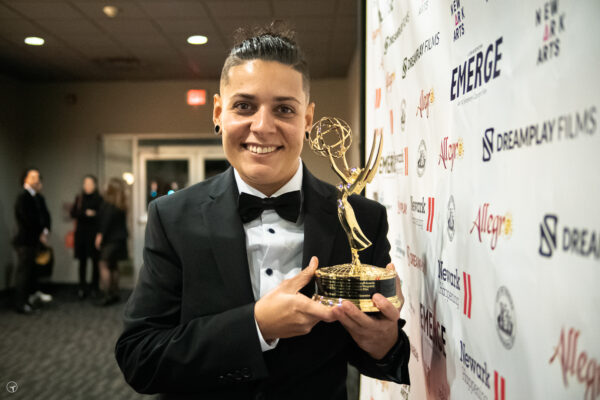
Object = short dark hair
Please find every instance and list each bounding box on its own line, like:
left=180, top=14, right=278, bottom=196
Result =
left=220, top=21, right=311, bottom=100
left=21, top=167, right=40, bottom=185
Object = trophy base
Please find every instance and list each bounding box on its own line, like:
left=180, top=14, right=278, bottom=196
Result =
left=313, top=263, right=401, bottom=313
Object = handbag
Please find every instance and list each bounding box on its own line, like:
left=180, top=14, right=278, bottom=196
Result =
left=35, top=244, right=54, bottom=278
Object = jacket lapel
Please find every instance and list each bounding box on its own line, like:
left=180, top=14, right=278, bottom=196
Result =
left=300, top=166, right=339, bottom=297
left=205, top=168, right=255, bottom=306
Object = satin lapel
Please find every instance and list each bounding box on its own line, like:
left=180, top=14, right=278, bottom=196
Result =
left=205, top=168, right=255, bottom=306
left=300, top=167, right=339, bottom=297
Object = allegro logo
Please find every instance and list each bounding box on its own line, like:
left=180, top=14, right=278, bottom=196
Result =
left=549, top=327, right=599, bottom=400
left=439, top=136, right=464, bottom=171
left=494, top=371, right=506, bottom=400
left=463, top=272, right=472, bottom=318
left=470, top=203, right=512, bottom=250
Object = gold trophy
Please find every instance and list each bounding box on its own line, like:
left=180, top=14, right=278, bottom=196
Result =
left=307, top=117, right=401, bottom=312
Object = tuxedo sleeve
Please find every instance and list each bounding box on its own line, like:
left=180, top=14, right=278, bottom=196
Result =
left=115, top=200, right=269, bottom=394
left=347, top=204, right=411, bottom=384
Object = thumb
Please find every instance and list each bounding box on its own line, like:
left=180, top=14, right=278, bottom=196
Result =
left=287, top=256, right=319, bottom=292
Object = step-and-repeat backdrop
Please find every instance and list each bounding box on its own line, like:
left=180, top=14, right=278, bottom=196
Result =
left=361, top=0, right=599, bottom=399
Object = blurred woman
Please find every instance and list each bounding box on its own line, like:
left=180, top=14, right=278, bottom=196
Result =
left=95, top=178, right=128, bottom=306
left=70, top=175, right=102, bottom=299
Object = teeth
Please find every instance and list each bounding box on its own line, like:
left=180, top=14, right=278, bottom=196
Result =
left=247, top=145, right=277, bottom=154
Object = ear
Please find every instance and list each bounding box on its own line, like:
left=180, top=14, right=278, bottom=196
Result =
left=213, top=93, right=222, bottom=126
left=304, top=102, right=315, bottom=132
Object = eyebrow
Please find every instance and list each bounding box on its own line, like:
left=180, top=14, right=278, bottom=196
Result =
left=231, top=93, right=301, bottom=104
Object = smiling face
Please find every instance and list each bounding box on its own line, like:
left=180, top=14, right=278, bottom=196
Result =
left=214, top=60, right=315, bottom=196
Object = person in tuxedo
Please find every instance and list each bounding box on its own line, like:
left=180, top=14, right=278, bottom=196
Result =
left=70, top=174, right=103, bottom=299
left=116, top=23, right=410, bottom=399
left=13, top=168, right=52, bottom=314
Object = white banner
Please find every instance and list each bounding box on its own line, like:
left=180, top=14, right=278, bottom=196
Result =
left=362, top=0, right=600, bottom=399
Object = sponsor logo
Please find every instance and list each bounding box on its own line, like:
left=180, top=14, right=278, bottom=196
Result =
left=539, top=214, right=599, bottom=259
left=402, top=32, right=440, bottom=79
left=495, top=286, right=515, bottom=350
left=375, top=87, right=382, bottom=109
left=482, top=106, right=597, bottom=162
left=379, top=147, right=408, bottom=176
left=451, top=0, right=466, bottom=41
left=451, top=37, right=503, bottom=102
left=417, top=139, right=427, bottom=177
left=536, top=0, right=566, bottom=65
left=494, top=372, right=506, bottom=400
left=416, top=88, right=435, bottom=118
left=411, top=195, right=435, bottom=232
left=395, top=237, right=406, bottom=259
left=386, top=71, right=395, bottom=91
left=406, top=245, right=426, bottom=273
left=463, top=272, right=472, bottom=318
left=384, top=11, right=410, bottom=55
left=549, top=327, right=599, bottom=400
left=418, top=0, right=430, bottom=16
left=398, top=200, right=408, bottom=215
left=410, top=342, right=420, bottom=361
left=470, top=203, right=512, bottom=250
left=460, top=340, right=491, bottom=389
left=439, top=136, right=464, bottom=170
left=447, top=196, right=456, bottom=242
left=401, top=99, right=407, bottom=132
left=437, top=260, right=461, bottom=309
left=420, top=303, right=447, bottom=357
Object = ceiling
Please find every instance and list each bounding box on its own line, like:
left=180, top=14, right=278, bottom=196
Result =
left=0, top=0, right=358, bottom=82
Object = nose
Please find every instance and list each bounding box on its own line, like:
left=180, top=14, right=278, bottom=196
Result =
left=250, top=106, right=276, bottom=135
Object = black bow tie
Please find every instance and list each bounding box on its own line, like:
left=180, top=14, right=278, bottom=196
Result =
left=238, top=191, right=301, bottom=223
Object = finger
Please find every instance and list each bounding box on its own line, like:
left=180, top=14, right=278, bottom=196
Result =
left=372, top=293, right=400, bottom=321
left=332, top=305, right=363, bottom=332
left=296, top=294, right=336, bottom=322
left=286, top=256, right=319, bottom=292
left=386, top=263, right=404, bottom=307
left=339, top=300, right=376, bottom=329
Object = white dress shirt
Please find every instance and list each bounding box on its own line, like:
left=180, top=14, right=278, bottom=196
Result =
left=233, top=160, right=305, bottom=352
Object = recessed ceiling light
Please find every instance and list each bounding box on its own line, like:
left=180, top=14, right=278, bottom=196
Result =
left=24, top=37, right=44, bottom=46
left=187, top=35, right=208, bottom=45
left=103, top=5, right=119, bottom=18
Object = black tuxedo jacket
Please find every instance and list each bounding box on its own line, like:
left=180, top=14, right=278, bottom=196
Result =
left=115, top=166, right=410, bottom=400
left=13, top=189, right=51, bottom=247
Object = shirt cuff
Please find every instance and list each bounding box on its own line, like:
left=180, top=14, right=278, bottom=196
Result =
left=254, top=318, right=279, bottom=352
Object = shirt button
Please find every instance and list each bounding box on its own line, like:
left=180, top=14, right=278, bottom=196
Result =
left=268, top=228, right=275, bottom=234
left=265, top=268, right=273, bottom=276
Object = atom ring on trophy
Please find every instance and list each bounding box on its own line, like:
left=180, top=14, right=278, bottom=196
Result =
left=306, top=116, right=401, bottom=313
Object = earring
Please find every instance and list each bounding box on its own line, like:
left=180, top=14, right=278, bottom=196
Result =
left=305, top=131, right=309, bottom=140
left=214, top=125, right=220, bottom=135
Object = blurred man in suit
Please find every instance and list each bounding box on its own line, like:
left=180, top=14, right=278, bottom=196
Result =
left=13, top=168, right=52, bottom=314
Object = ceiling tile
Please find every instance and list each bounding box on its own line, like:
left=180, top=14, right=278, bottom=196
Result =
left=7, top=1, right=83, bottom=19
left=37, top=19, right=103, bottom=35
left=137, top=0, right=208, bottom=18
left=0, top=2, right=21, bottom=19
left=205, top=0, right=271, bottom=18
left=97, top=19, right=159, bottom=34
left=73, top=1, right=147, bottom=20
left=272, top=0, right=336, bottom=17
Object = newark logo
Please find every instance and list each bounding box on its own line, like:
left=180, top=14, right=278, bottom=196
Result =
left=417, top=139, right=427, bottom=177
left=536, top=0, right=566, bottom=65
left=539, top=214, right=599, bottom=259
left=495, top=286, right=515, bottom=349
left=410, top=196, right=435, bottom=232
left=463, top=272, right=472, bottom=318
left=494, top=371, right=506, bottom=400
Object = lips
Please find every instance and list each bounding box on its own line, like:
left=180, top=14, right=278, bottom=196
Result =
left=244, top=144, right=281, bottom=155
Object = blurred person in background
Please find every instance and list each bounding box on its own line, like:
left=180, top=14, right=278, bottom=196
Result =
left=13, top=168, right=52, bottom=314
left=95, top=177, right=128, bottom=306
left=70, top=174, right=103, bottom=299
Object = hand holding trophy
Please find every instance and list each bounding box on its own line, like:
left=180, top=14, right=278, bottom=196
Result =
left=307, top=117, right=401, bottom=312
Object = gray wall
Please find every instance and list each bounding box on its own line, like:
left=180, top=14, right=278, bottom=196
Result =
left=0, top=75, right=25, bottom=290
